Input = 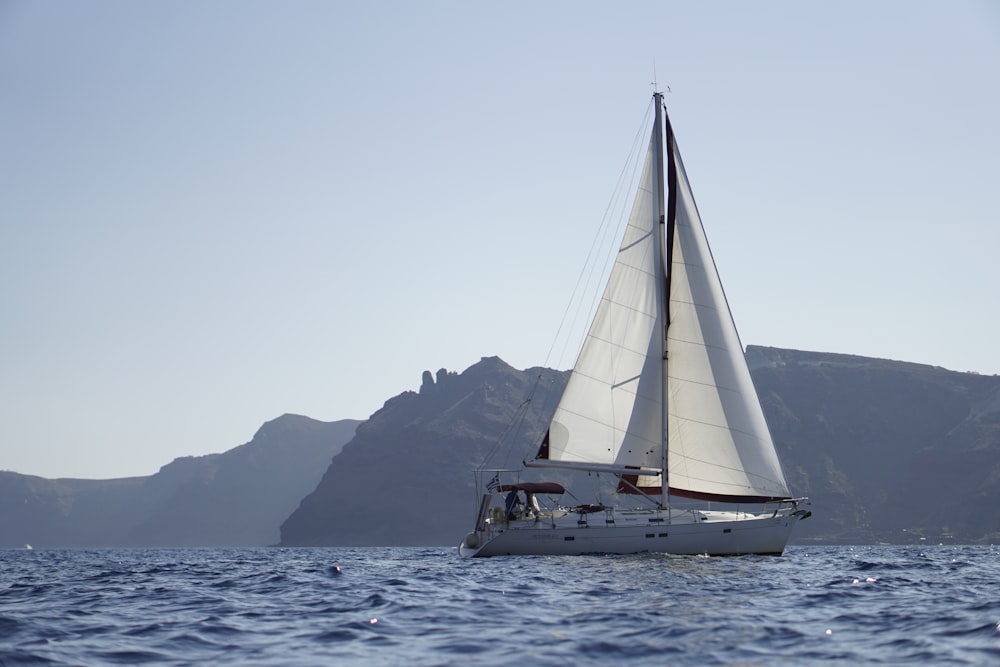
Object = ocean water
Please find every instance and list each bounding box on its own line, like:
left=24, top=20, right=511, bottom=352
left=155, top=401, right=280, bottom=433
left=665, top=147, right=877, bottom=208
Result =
left=0, top=545, right=997, bottom=666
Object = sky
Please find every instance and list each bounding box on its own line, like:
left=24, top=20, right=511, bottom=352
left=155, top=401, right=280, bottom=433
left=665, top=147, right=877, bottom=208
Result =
left=2, top=1, right=998, bottom=480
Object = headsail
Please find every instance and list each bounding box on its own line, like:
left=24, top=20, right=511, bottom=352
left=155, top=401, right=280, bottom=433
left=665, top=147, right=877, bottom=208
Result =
left=663, top=116, right=789, bottom=502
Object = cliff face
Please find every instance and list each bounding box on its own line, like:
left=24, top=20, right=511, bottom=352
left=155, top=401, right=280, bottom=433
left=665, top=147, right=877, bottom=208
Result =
left=749, top=347, right=1000, bottom=544
left=0, top=474, right=147, bottom=548
left=6, top=347, right=999, bottom=548
left=0, top=415, right=359, bottom=548
left=278, top=358, right=568, bottom=546
left=281, top=349, right=1000, bottom=547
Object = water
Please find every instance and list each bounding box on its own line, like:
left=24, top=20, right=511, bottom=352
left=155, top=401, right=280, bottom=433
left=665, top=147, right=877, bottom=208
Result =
left=0, top=546, right=997, bottom=666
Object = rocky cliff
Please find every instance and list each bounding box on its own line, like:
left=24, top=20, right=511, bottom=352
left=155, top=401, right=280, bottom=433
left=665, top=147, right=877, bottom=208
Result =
left=749, top=346, right=1000, bottom=544
left=6, top=347, right=998, bottom=548
left=279, top=348, right=1000, bottom=546
left=278, top=358, right=568, bottom=546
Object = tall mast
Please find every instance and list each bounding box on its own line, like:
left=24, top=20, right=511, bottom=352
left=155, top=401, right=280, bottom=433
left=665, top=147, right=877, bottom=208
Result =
left=653, top=92, right=670, bottom=510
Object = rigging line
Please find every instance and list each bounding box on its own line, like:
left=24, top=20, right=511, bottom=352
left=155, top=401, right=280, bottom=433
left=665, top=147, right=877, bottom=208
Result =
left=492, top=364, right=565, bottom=468
left=616, top=474, right=663, bottom=507
left=577, top=104, right=656, bottom=352
left=516, top=370, right=559, bottom=463
left=501, top=99, right=658, bottom=469
left=496, top=368, right=569, bottom=470
left=499, top=390, right=541, bottom=470
left=479, top=395, right=533, bottom=470
left=542, top=98, right=656, bottom=373
left=568, top=105, right=654, bottom=367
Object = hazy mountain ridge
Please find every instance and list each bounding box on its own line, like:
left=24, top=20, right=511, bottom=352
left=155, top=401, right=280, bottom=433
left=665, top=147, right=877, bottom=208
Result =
left=4, top=347, right=998, bottom=548
left=279, top=347, right=1000, bottom=547
left=278, top=357, right=569, bottom=547
left=0, top=415, right=359, bottom=548
left=748, top=346, right=1000, bottom=544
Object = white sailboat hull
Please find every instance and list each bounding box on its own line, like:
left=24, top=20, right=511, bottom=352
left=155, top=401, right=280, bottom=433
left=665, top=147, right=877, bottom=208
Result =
left=459, top=507, right=809, bottom=558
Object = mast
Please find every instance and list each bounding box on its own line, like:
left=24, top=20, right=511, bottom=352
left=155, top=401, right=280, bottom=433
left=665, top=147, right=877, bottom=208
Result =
left=653, top=91, right=669, bottom=509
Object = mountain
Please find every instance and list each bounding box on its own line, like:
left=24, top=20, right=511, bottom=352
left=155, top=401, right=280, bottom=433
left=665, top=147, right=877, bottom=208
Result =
left=278, top=359, right=568, bottom=546
left=748, top=346, right=1000, bottom=544
left=6, top=347, right=998, bottom=548
left=0, top=415, right=359, bottom=548
left=280, top=348, right=1000, bottom=547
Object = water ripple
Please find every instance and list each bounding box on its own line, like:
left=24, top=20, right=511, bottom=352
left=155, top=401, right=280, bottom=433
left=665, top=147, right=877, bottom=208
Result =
left=0, top=545, right=997, bottom=665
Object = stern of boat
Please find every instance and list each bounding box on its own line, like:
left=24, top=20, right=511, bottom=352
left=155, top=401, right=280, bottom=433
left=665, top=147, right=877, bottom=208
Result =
left=458, top=530, right=485, bottom=558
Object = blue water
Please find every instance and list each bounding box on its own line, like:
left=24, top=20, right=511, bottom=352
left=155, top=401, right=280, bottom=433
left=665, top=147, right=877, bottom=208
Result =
left=0, top=546, right=997, bottom=666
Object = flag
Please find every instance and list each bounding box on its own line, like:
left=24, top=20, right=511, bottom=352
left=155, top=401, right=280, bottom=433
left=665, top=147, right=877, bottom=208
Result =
left=486, top=473, right=500, bottom=492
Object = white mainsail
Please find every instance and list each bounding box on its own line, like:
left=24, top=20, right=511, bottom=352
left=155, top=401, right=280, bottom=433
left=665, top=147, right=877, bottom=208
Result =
left=536, top=103, right=790, bottom=503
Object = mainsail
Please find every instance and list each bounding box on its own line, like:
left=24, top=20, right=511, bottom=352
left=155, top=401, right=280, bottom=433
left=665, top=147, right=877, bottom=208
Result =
left=538, top=125, right=664, bottom=476
left=533, top=97, right=790, bottom=504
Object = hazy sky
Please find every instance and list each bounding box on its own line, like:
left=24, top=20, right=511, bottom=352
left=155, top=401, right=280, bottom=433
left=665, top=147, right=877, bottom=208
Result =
left=2, top=1, right=998, bottom=479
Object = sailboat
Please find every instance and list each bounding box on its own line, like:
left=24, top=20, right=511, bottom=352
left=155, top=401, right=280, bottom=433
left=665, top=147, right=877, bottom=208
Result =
left=458, top=92, right=810, bottom=557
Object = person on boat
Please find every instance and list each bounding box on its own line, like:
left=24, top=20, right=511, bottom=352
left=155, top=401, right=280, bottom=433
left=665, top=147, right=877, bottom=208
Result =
left=504, top=489, right=523, bottom=520
left=524, top=491, right=540, bottom=519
